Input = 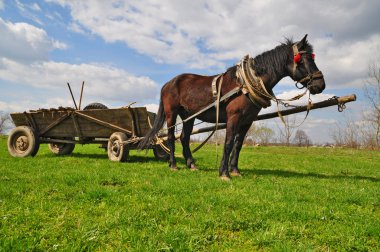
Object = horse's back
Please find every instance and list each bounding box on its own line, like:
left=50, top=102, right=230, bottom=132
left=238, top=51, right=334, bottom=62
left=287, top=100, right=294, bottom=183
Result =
left=161, top=73, right=216, bottom=113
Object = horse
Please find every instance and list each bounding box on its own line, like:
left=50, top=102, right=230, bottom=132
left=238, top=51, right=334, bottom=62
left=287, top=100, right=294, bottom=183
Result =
left=138, top=34, right=325, bottom=179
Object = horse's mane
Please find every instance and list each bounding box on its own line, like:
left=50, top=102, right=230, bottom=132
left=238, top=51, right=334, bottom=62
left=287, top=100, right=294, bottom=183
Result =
left=227, top=38, right=313, bottom=79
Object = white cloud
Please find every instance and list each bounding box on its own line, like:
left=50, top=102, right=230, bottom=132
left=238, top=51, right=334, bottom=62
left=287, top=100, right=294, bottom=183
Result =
left=68, top=22, right=88, bottom=35
left=0, top=101, right=25, bottom=112
left=0, top=18, right=158, bottom=113
left=144, top=103, right=159, bottom=113
left=314, top=35, right=380, bottom=88
left=52, top=40, right=68, bottom=50
left=15, top=0, right=44, bottom=25
left=49, top=0, right=380, bottom=86
left=30, top=3, right=41, bottom=12
left=0, top=18, right=67, bottom=63
left=0, top=58, right=158, bottom=106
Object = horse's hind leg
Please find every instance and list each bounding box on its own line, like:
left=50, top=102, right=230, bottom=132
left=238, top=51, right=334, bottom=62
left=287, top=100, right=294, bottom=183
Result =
left=166, top=111, right=178, bottom=170
left=180, top=118, right=197, bottom=169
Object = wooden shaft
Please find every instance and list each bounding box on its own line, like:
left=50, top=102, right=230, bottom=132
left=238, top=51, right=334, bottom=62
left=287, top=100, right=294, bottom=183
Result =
left=67, top=82, right=78, bottom=110
left=158, top=94, right=356, bottom=140
left=78, top=81, right=84, bottom=110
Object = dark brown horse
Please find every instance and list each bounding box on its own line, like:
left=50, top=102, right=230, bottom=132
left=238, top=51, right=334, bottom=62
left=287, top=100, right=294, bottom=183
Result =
left=138, top=35, right=325, bottom=179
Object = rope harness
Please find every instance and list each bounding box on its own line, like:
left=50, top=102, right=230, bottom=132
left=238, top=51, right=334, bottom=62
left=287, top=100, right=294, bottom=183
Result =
left=235, top=55, right=309, bottom=126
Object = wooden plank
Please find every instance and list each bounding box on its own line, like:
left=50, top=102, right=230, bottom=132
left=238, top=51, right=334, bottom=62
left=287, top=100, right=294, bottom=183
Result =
left=10, top=113, right=29, bottom=127
left=75, top=110, right=133, bottom=136
left=39, top=112, right=71, bottom=136
left=133, top=107, right=153, bottom=136
left=27, top=111, right=77, bottom=137
left=71, top=114, right=83, bottom=138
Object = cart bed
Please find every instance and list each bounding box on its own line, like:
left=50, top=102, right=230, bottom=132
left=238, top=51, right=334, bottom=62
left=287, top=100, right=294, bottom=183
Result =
left=10, top=107, right=155, bottom=138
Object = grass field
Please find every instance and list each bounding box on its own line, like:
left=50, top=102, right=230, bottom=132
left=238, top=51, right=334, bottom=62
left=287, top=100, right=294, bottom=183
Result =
left=0, top=136, right=379, bottom=251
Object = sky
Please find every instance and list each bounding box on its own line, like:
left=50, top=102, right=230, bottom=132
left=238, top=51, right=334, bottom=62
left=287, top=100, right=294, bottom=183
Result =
left=0, top=0, right=379, bottom=143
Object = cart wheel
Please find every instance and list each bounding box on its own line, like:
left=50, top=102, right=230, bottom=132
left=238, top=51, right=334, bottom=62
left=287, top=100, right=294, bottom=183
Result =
left=48, top=138, right=75, bottom=155
left=83, top=102, right=108, bottom=110
left=153, top=141, right=170, bottom=161
left=7, top=126, right=40, bottom=157
left=107, top=132, right=129, bottom=162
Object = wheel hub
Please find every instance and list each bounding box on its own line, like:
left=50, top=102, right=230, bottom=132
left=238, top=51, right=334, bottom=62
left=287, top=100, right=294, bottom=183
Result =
left=111, top=141, right=120, bottom=156
left=16, top=136, right=29, bottom=151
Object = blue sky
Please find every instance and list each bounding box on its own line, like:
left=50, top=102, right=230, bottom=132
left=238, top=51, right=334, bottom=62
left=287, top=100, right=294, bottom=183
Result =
left=1, top=0, right=379, bottom=143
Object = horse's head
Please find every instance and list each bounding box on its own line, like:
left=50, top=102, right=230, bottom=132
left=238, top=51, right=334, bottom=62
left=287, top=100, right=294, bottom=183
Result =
left=289, top=34, right=325, bottom=94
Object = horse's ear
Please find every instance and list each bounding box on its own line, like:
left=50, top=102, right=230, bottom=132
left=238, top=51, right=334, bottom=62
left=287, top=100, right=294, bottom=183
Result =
left=298, top=34, right=308, bottom=49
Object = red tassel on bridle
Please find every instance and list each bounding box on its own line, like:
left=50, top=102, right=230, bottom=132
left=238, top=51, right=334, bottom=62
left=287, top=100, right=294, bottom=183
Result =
left=294, top=53, right=301, bottom=63
left=294, top=53, right=315, bottom=64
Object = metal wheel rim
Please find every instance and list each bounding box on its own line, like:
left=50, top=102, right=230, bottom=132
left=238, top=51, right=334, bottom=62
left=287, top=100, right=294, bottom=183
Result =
left=13, top=133, right=30, bottom=154
left=52, top=143, right=65, bottom=150
left=111, top=141, right=121, bottom=157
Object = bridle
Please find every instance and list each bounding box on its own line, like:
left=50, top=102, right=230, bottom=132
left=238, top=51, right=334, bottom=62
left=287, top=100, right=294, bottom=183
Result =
left=292, top=44, right=324, bottom=90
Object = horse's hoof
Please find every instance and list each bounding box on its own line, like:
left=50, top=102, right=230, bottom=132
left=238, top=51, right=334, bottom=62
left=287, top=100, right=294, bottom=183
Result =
left=231, top=171, right=242, bottom=177
left=220, top=175, right=231, bottom=181
left=190, top=164, right=198, bottom=171
left=170, top=167, right=178, bottom=171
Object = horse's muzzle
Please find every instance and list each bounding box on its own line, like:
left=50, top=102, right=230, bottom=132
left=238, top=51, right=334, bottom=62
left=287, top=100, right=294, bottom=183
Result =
left=308, top=78, right=326, bottom=94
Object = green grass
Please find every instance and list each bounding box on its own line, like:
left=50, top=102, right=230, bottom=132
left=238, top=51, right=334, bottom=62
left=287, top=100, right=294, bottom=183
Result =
left=0, top=136, right=379, bottom=251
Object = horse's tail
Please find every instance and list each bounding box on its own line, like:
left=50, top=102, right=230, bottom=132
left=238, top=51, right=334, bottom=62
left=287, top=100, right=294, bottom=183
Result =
left=138, top=97, right=166, bottom=150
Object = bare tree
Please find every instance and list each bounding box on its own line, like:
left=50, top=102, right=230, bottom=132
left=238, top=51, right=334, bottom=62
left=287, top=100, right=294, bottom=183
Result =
left=330, top=122, right=345, bottom=147
left=210, top=126, right=226, bottom=144
left=330, top=114, right=360, bottom=148
left=293, top=129, right=312, bottom=147
left=246, top=122, right=274, bottom=145
left=0, top=112, right=12, bottom=135
left=328, top=59, right=380, bottom=149
left=363, top=60, right=380, bottom=148
left=276, top=115, right=297, bottom=146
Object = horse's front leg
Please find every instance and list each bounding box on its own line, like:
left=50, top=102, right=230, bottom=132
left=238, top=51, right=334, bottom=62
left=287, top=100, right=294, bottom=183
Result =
left=229, top=123, right=251, bottom=176
left=219, top=116, right=239, bottom=179
left=180, top=118, right=197, bottom=170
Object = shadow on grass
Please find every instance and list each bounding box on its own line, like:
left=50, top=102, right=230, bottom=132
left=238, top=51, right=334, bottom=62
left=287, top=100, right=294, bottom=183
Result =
left=129, top=155, right=169, bottom=163
left=201, top=167, right=380, bottom=182
left=39, top=152, right=108, bottom=159
left=250, top=169, right=379, bottom=182
left=40, top=152, right=172, bottom=163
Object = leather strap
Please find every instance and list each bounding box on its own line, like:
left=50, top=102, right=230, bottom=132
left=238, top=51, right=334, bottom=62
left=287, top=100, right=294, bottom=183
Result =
left=211, top=74, right=222, bottom=98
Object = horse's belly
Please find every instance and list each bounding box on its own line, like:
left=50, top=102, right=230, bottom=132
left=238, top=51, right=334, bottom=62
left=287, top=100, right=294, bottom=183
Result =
left=195, top=108, right=227, bottom=123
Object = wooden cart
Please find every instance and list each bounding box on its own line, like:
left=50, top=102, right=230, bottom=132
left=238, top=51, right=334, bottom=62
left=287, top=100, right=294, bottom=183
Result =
left=7, top=105, right=169, bottom=162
